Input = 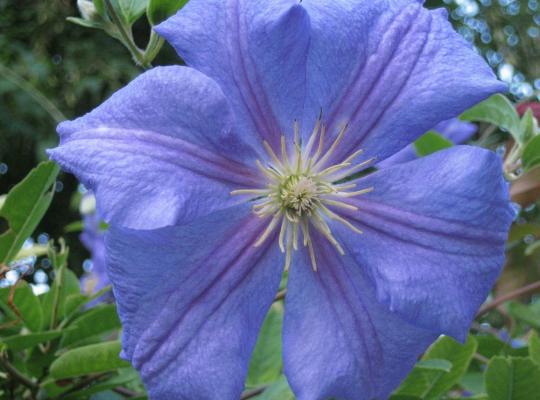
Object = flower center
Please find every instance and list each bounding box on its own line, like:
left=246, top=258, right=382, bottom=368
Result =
left=232, top=117, right=374, bottom=271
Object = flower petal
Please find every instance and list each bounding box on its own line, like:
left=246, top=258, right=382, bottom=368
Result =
left=49, top=66, right=259, bottom=230
left=335, top=146, right=514, bottom=340
left=379, top=117, right=478, bottom=167
left=301, top=0, right=505, bottom=164
left=156, top=0, right=310, bottom=150
left=283, top=236, right=437, bottom=400
left=105, top=204, right=284, bottom=399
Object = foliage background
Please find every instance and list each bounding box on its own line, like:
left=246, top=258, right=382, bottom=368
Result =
left=1, top=0, right=540, bottom=399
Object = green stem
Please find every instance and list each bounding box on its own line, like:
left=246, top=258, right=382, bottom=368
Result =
left=0, top=63, right=66, bottom=123
left=143, top=30, right=164, bottom=66
left=103, top=0, right=149, bottom=69
left=0, top=355, right=39, bottom=392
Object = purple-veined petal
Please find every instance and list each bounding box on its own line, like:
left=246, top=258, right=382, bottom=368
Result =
left=301, top=0, right=505, bottom=165
left=156, top=0, right=310, bottom=151
left=283, top=234, right=438, bottom=400
left=335, top=146, right=513, bottom=340
left=48, top=66, right=260, bottom=230
left=106, top=204, right=284, bottom=399
left=379, top=117, right=478, bottom=167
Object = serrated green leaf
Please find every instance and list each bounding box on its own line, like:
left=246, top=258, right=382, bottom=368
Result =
left=460, top=372, right=485, bottom=396
left=147, top=0, right=188, bottom=25
left=50, top=341, right=129, bottom=379
left=61, top=304, right=121, bottom=347
left=0, top=281, right=43, bottom=331
left=530, top=331, right=540, bottom=366
left=247, top=305, right=283, bottom=386
left=393, top=336, right=477, bottom=399
left=522, top=135, right=540, bottom=172
left=461, top=94, right=521, bottom=141
left=414, top=131, right=453, bottom=157
left=0, top=161, right=58, bottom=264
left=485, top=357, right=540, bottom=400
left=1, top=330, right=64, bottom=350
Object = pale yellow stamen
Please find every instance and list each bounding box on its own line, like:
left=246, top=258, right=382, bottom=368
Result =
left=232, top=117, right=373, bottom=271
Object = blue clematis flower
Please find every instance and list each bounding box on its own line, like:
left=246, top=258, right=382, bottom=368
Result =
left=48, top=0, right=514, bottom=399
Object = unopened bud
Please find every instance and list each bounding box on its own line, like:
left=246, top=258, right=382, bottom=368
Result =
left=77, top=0, right=99, bottom=21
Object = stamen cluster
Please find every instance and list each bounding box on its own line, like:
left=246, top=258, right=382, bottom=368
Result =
left=232, top=118, right=374, bottom=271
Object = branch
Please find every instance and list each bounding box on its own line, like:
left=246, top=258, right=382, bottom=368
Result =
left=0, top=355, right=39, bottom=392
left=477, top=280, right=540, bottom=317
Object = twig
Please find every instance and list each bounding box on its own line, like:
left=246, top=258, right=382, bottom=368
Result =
left=477, top=280, right=540, bottom=317
left=59, top=373, right=109, bottom=398
left=0, top=355, right=39, bottom=392
left=241, top=386, right=268, bottom=400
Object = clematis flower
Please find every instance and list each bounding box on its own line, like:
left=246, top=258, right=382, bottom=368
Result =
left=379, top=118, right=477, bottom=166
left=48, top=0, right=514, bottom=399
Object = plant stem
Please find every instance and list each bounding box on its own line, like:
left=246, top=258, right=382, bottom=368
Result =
left=0, top=63, right=66, bottom=123
left=0, top=355, right=39, bottom=392
left=143, top=30, right=164, bottom=66
left=477, top=280, right=540, bottom=317
left=103, top=0, right=149, bottom=69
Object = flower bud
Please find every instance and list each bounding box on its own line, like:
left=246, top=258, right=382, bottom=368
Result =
left=77, top=0, right=99, bottom=21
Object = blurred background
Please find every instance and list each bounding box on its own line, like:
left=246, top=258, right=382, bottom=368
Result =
left=0, top=0, right=539, bottom=283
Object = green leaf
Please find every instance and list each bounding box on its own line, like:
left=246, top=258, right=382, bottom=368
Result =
left=61, top=304, right=121, bottom=347
left=520, top=109, right=539, bottom=145
left=62, top=368, right=139, bottom=399
left=50, top=341, right=129, bottom=379
left=507, top=302, right=540, bottom=330
left=117, top=0, right=148, bottom=24
left=0, top=161, right=58, bottom=264
left=147, top=0, right=188, bottom=25
left=0, top=281, right=44, bottom=331
left=414, top=131, right=453, bottom=157
left=530, top=331, right=540, bottom=366
left=66, top=16, right=104, bottom=29
left=393, top=336, right=477, bottom=399
left=247, top=305, right=283, bottom=385
left=416, top=359, right=453, bottom=372
left=522, top=135, right=540, bottom=172
left=41, top=267, right=80, bottom=329
left=485, top=357, right=540, bottom=400
left=460, top=372, right=485, bottom=396
left=1, top=330, right=64, bottom=350
left=255, top=376, right=294, bottom=400
left=461, top=94, right=521, bottom=141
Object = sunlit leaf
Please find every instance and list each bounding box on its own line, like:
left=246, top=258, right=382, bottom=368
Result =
left=485, top=357, right=540, bottom=400
left=0, top=161, right=58, bottom=264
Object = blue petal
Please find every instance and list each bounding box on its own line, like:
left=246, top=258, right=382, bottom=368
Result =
left=49, top=66, right=259, bottom=230
left=335, top=146, right=513, bottom=340
left=301, top=0, right=505, bottom=164
left=156, top=0, right=310, bottom=151
left=283, top=235, right=438, bottom=400
left=106, top=204, right=284, bottom=399
left=379, top=118, right=478, bottom=167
